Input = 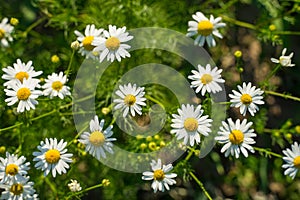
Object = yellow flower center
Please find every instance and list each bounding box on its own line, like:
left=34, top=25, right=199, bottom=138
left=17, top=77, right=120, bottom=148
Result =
left=10, top=183, right=23, bottom=195
left=229, top=130, right=244, bottom=145
left=45, top=149, right=61, bottom=164
left=89, top=131, right=105, bottom=146
left=293, top=156, right=300, bottom=169
left=52, top=81, right=63, bottom=91
left=82, top=36, right=95, bottom=51
left=17, top=88, right=31, bottom=100
left=200, top=74, right=213, bottom=85
left=153, top=169, right=165, bottom=181
left=197, top=20, right=214, bottom=36
left=0, top=28, right=5, bottom=38
left=184, top=118, right=198, bottom=132
left=15, top=72, right=29, bottom=82
left=105, top=37, right=120, bottom=51
left=240, top=94, right=253, bottom=105
left=124, top=94, right=136, bottom=106
left=5, top=163, right=19, bottom=176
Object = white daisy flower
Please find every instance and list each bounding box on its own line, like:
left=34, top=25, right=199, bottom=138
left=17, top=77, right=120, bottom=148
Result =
left=68, top=179, right=82, bottom=192
left=4, top=78, right=43, bottom=113
left=188, top=64, right=225, bottom=96
left=142, top=159, right=177, bottom=193
left=0, top=176, right=37, bottom=200
left=113, top=83, right=146, bottom=117
left=74, top=24, right=104, bottom=59
left=92, top=25, right=133, bottom=62
left=32, top=138, right=73, bottom=177
left=229, top=82, right=264, bottom=116
left=78, top=115, right=116, bottom=160
left=282, top=141, right=300, bottom=179
left=2, top=59, right=42, bottom=88
left=215, top=118, right=256, bottom=158
left=186, top=11, right=226, bottom=47
left=0, top=17, right=14, bottom=47
left=271, top=48, right=295, bottom=67
left=42, top=72, right=71, bottom=99
left=170, top=104, right=212, bottom=146
left=0, top=152, right=30, bottom=184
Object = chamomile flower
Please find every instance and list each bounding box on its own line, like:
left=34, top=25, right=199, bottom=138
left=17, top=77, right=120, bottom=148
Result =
left=4, top=78, right=43, bottom=113
left=229, top=82, right=264, bottom=116
left=92, top=25, right=133, bottom=62
left=42, top=72, right=71, bottom=99
left=74, top=24, right=103, bottom=59
left=271, top=48, right=295, bottom=67
left=113, top=83, right=146, bottom=117
left=282, top=142, right=300, bottom=179
left=68, top=179, right=82, bottom=192
left=188, top=64, right=225, bottom=96
left=78, top=116, right=116, bottom=160
left=186, top=11, right=226, bottom=47
left=0, top=152, right=30, bottom=184
left=0, top=176, right=37, bottom=200
left=0, top=17, right=14, bottom=47
left=170, top=104, right=212, bottom=146
left=2, top=59, right=42, bottom=88
left=142, top=159, right=177, bottom=193
left=215, top=118, right=256, bottom=158
left=32, top=138, right=73, bottom=177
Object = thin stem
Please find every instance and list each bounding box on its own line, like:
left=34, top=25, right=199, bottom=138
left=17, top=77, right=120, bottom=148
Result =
left=44, top=177, right=58, bottom=197
left=185, top=148, right=195, bottom=162
left=221, top=15, right=257, bottom=30
left=254, top=147, right=282, bottom=158
left=274, top=30, right=300, bottom=36
left=66, top=49, right=75, bottom=76
left=264, top=64, right=281, bottom=84
left=145, top=95, right=165, bottom=110
left=23, top=16, right=47, bottom=37
left=265, top=90, right=300, bottom=102
left=66, top=183, right=104, bottom=200
left=189, top=172, right=213, bottom=200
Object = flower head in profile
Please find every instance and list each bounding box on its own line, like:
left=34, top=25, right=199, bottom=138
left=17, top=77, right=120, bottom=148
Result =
left=68, top=179, right=82, bottom=192
left=2, top=59, right=42, bottom=88
left=78, top=115, right=116, bottom=160
left=271, top=48, right=295, bottom=67
left=0, top=176, right=38, bottom=200
left=171, top=104, right=212, bottom=146
left=215, top=118, right=256, bottom=158
left=74, top=24, right=103, bottom=59
left=229, top=82, right=264, bottom=116
left=113, top=83, right=146, bottom=117
left=142, top=159, right=177, bottom=193
left=188, top=64, right=225, bottom=96
left=93, top=25, right=133, bottom=62
left=186, top=11, right=226, bottom=47
left=4, top=78, right=43, bottom=113
left=33, top=138, right=73, bottom=177
left=42, top=72, right=71, bottom=99
left=0, top=152, right=30, bottom=184
left=0, top=17, right=14, bottom=47
left=282, top=142, right=300, bottom=179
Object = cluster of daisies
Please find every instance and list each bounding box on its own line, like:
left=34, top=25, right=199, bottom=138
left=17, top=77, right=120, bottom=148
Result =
left=2, top=59, right=71, bottom=113
left=74, top=24, right=133, bottom=62
left=0, top=9, right=299, bottom=197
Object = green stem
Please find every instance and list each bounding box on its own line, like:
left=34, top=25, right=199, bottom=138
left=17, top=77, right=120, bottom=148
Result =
left=66, top=49, right=75, bottom=76
left=44, top=177, right=58, bottom=196
left=185, top=148, right=195, bottom=162
left=254, top=147, right=282, bottom=158
left=145, top=95, right=165, bottom=110
left=189, top=172, right=213, bottom=200
left=274, top=31, right=300, bottom=36
left=265, top=90, right=300, bottom=102
left=66, top=183, right=104, bottom=200
left=23, top=16, right=47, bottom=37
left=221, top=15, right=257, bottom=30
left=264, top=64, right=281, bottom=84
